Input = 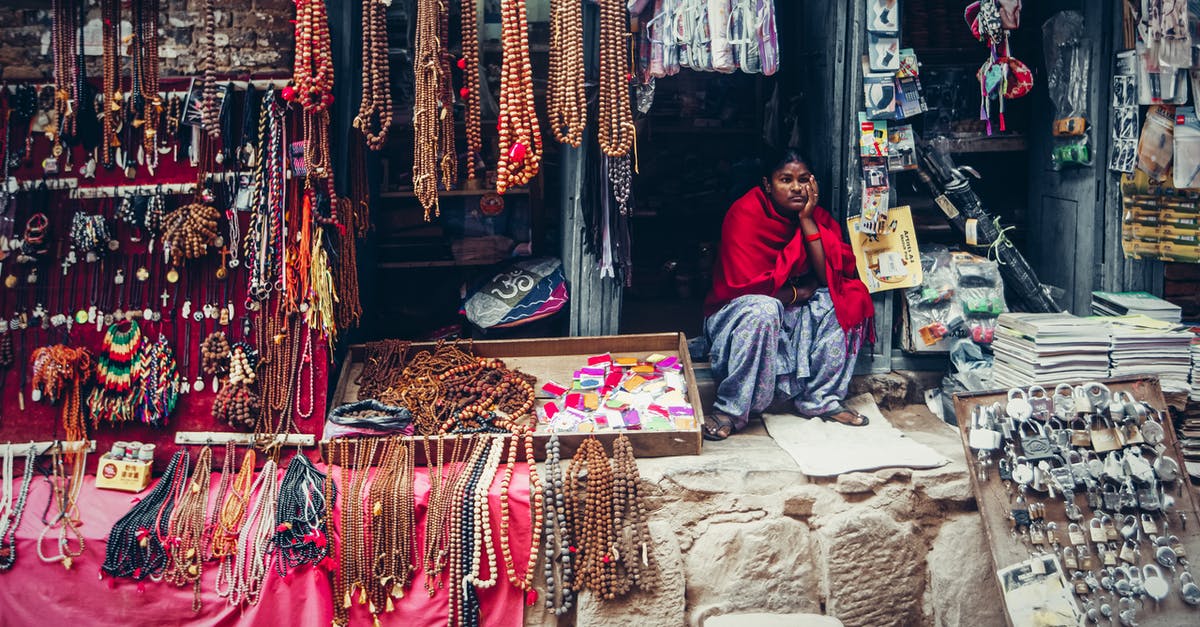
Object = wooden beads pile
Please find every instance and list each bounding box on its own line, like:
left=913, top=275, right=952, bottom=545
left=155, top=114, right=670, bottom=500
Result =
left=495, top=0, right=543, bottom=193
left=212, top=379, right=260, bottom=431
left=201, top=331, right=231, bottom=376
left=162, top=202, right=220, bottom=266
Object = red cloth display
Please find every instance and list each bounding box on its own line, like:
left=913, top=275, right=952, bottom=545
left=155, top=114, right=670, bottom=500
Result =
left=704, top=187, right=875, bottom=333
left=0, top=462, right=530, bottom=627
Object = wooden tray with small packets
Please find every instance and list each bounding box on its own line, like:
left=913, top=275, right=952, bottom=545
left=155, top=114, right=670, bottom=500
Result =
left=953, top=376, right=1200, bottom=627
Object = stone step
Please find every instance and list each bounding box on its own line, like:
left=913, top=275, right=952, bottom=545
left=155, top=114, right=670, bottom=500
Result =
left=703, top=613, right=845, bottom=627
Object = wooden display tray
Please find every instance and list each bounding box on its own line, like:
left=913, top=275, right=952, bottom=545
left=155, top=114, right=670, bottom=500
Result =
left=953, top=376, right=1200, bottom=627
left=328, top=333, right=704, bottom=462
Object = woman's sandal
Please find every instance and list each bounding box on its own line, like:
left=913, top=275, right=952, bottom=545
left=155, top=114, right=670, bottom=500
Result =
left=815, top=406, right=870, bottom=427
left=703, top=412, right=736, bottom=441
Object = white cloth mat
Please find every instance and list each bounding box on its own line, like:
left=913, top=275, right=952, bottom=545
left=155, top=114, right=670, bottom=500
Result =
left=763, top=394, right=949, bottom=477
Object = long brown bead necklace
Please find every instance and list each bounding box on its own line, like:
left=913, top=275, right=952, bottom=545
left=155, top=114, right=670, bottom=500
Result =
left=568, top=437, right=617, bottom=598
left=366, top=437, right=415, bottom=619
left=460, top=0, right=484, bottom=181
left=422, top=433, right=470, bottom=595
left=327, top=439, right=350, bottom=627
left=412, top=0, right=455, bottom=219
left=49, top=0, right=78, bottom=161
left=355, top=0, right=393, bottom=150
left=495, top=0, right=543, bottom=194
left=610, top=434, right=656, bottom=594
left=100, top=0, right=121, bottom=169
left=214, top=448, right=256, bottom=598
left=165, top=445, right=213, bottom=612
left=134, top=0, right=162, bottom=173
left=498, top=428, right=545, bottom=604
left=198, top=0, right=220, bottom=136
left=338, top=437, right=379, bottom=615
left=548, top=0, right=587, bottom=146
left=598, top=0, right=635, bottom=158
left=206, top=441, right=237, bottom=560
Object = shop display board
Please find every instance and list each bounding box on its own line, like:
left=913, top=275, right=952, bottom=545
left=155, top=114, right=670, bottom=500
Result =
left=330, top=333, right=704, bottom=462
left=954, top=376, right=1200, bottom=627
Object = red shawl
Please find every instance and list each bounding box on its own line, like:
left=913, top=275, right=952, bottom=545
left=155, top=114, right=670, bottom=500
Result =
left=704, top=187, right=874, bottom=333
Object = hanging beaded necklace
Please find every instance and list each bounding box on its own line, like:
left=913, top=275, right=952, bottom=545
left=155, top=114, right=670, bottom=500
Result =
left=272, top=453, right=331, bottom=576
left=365, top=436, right=414, bottom=619
left=0, top=444, right=35, bottom=570
left=132, top=0, right=162, bottom=172
left=495, top=0, right=543, bottom=194
left=548, top=0, right=587, bottom=146
left=101, top=450, right=190, bottom=583
left=610, top=434, right=656, bottom=593
left=206, top=441, right=236, bottom=560
left=133, top=334, right=180, bottom=427
left=447, top=436, right=492, bottom=626
left=460, top=0, right=484, bottom=180
left=100, top=0, right=121, bottom=169
left=421, top=433, right=470, bottom=594
left=164, top=446, right=213, bottom=612
left=599, top=0, right=636, bottom=158
left=30, top=344, right=93, bottom=441
left=89, top=319, right=143, bottom=424
left=568, top=437, right=617, bottom=598
left=214, top=448, right=256, bottom=597
left=36, top=445, right=87, bottom=570
left=355, top=0, right=392, bottom=150
left=540, top=434, right=574, bottom=614
left=413, top=0, right=453, bottom=219
left=498, top=428, right=545, bottom=605
left=49, top=0, right=78, bottom=160
left=333, top=437, right=378, bottom=621
left=244, top=92, right=285, bottom=305
left=229, top=457, right=280, bottom=606
left=198, top=0, right=220, bottom=137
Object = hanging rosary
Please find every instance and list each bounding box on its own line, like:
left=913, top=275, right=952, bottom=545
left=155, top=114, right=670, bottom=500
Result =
left=355, top=0, right=393, bottom=150
left=495, top=0, right=543, bottom=194
left=413, top=0, right=456, bottom=219
left=548, top=0, right=587, bottom=147
left=460, top=0, right=484, bottom=180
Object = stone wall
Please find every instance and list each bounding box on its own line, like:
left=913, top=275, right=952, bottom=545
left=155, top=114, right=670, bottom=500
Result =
left=0, top=0, right=294, bottom=80
left=525, top=407, right=1008, bottom=627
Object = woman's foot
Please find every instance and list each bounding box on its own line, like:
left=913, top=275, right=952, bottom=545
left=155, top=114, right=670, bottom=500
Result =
left=815, top=407, right=869, bottom=427
left=703, top=411, right=736, bottom=441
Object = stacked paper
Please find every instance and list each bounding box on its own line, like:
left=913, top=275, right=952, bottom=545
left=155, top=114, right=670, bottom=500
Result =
left=992, top=313, right=1112, bottom=388
left=1092, top=291, right=1183, bottom=324
left=1105, top=316, right=1192, bottom=393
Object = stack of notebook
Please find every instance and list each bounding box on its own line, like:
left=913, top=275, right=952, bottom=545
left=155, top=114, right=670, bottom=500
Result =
left=992, top=313, right=1112, bottom=388
left=1105, top=316, right=1193, bottom=393
left=1091, top=291, right=1183, bottom=324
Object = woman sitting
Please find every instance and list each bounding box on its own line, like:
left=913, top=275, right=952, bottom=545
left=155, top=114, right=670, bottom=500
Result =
left=702, top=149, right=874, bottom=440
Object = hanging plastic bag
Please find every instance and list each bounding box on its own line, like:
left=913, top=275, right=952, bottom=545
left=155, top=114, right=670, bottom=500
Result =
left=707, top=0, right=735, bottom=72
left=757, top=0, right=779, bottom=76
left=1043, top=11, right=1091, bottom=169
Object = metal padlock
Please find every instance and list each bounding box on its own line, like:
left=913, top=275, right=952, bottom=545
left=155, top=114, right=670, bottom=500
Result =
left=1011, top=456, right=1035, bottom=486
left=1007, top=388, right=1033, bottom=420
left=1102, top=484, right=1122, bottom=511
left=1119, top=482, right=1138, bottom=512
left=1120, top=539, right=1138, bottom=564
left=1078, top=544, right=1096, bottom=570
left=1066, top=450, right=1089, bottom=487
left=968, top=405, right=1002, bottom=451
left=1064, top=546, right=1079, bottom=569
left=1017, top=420, right=1056, bottom=460
left=1140, top=410, right=1165, bottom=445
left=1072, top=385, right=1093, bottom=414
left=1028, top=385, right=1052, bottom=420
left=1090, top=414, right=1123, bottom=453
left=1068, top=522, right=1087, bottom=545
left=1099, top=543, right=1118, bottom=566
left=1047, top=417, right=1071, bottom=450
left=1073, top=571, right=1090, bottom=596
left=1069, top=416, right=1092, bottom=448
left=1137, top=484, right=1160, bottom=512
left=1089, top=517, right=1107, bottom=543
left=1052, top=383, right=1076, bottom=418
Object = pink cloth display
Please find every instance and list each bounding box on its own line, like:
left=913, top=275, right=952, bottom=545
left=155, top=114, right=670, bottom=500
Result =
left=0, top=462, right=531, bottom=627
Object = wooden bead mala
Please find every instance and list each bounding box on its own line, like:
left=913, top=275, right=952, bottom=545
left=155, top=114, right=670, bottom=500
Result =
left=610, top=434, right=656, bottom=593
left=548, top=0, right=587, bottom=147
left=162, top=201, right=221, bottom=266
left=229, top=457, right=280, bottom=606
left=333, top=139, right=367, bottom=331
left=354, top=339, right=413, bottom=402
left=198, top=0, right=220, bottom=137
left=201, top=330, right=232, bottom=376
left=460, top=0, right=484, bottom=181
left=29, top=344, right=92, bottom=442
left=100, top=0, right=121, bottom=169
left=598, top=0, right=635, bottom=159
left=499, top=428, right=545, bottom=604
left=495, top=0, right=544, bottom=194
left=355, top=0, right=393, bottom=150
left=164, top=446, right=213, bottom=612
left=49, top=0, right=78, bottom=159
left=567, top=437, right=617, bottom=598
left=365, top=436, right=416, bottom=619
left=421, top=433, right=471, bottom=595
left=214, top=449, right=257, bottom=598
left=412, top=0, right=456, bottom=219
left=540, top=433, right=575, bottom=615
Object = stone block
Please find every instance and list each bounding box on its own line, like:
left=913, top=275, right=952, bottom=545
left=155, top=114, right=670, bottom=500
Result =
left=683, top=517, right=821, bottom=626
left=834, top=472, right=884, bottom=495
left=576, top=520, right=686, bottom=627
left=925, top=515, right=1005, bottom=627
left=821, top=509, right=925, bottom=627
left=704, top=613, right=844, bottom=627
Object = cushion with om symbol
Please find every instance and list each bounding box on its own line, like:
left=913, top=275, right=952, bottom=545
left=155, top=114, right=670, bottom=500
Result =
left=461, top=257, right=568, bottom=329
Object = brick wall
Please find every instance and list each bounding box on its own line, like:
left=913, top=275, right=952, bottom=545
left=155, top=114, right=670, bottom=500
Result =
left=0, top=0, right=294, bottom=79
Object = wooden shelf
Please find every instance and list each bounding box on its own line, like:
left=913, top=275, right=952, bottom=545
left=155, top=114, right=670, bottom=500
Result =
left=941, top=133, right=1028, bottom=154
left=379, top=186, right=530, bottom=199
left=377, top=259, right=501, bottom=269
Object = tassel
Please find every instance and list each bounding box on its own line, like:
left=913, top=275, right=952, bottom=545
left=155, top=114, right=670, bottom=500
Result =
left=358, top=586, right=368, bottom=605
left=385, top=596, right=395, bottom=612
left=343, top=591, right=352, bottom=608
left=526, top=589, right=538, bottom=606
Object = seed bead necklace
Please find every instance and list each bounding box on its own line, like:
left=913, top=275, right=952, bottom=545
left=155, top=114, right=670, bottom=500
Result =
left=413, top=0, right=448, bottom=219
left=206, top=441, right=237, bottom=560
left=422, top=433, right=469, bottom=594
left=498, top=428, right=545, bottom=605
left=0, top=445, right=36, bottom=570
left=568, top=437, right=617, bottom=598
left=101, top=450, right=189, bottom=583
left=495, top=0, right=543, bottom=194
left=548, top=0, right=586, bottom=146
left=355, top=0, right=392, bottom=150
left=165, top=446, right=213, bottom=612
left=598, top=0, right=635, bottom=158
left=214, top=448, right=256, bottom=597
left=229, top=457, right=280, bottom=606
left=540, top=434, right=574, bottom=614
left=460, top=0, right=484, bottom=180
left=272, top=453, right=331, bottom=576
left=610, top=434, right=656, bottom=593
left=448, top=436, right=491, bottom=626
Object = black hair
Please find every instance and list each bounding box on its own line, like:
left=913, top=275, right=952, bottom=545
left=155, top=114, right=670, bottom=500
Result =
left=762, top=147, right=809, bottom=180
